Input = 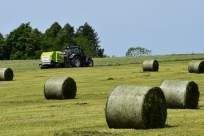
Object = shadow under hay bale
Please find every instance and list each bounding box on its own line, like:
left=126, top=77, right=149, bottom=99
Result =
left=142, top=60, right=159, bottom=71
left=160, top=80, right=199, bottom=109
left=0, top=68, right=14, bottom=81
left=188, top=60, right=204, bottom=73
left=44, top=77, right=77, bottom=99
left=105, top=85, right=167, bottom=129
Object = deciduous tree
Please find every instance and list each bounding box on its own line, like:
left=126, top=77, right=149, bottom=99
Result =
left=126, top=47, right=151, bottom=56
left=5, top=22, right=41, bottom=59
left=55, top=23, right=76, bottom=50
left=76, top=22, right=104, bottom=57
left=75, top=36, right=96, bottom=56
left=0, top=33, right=6, bottom=59
left=41, top=22, right=62, bottom=51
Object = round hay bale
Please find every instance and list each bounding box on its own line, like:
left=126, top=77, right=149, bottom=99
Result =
left=0, top=68, right=14, bottom=81
left=142, top=60, right=159, bottom=71
left=44, top=77, right=77, bottom=99
left=105, top=85, right=167, bottom=129
left=188, top=60, right=204, bottom=73
left=160, top=80, right=199, bottom=109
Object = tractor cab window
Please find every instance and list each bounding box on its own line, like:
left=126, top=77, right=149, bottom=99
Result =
left=74, top=48, right=80, bottom=54
left=65, top=48, right=72, bottom=55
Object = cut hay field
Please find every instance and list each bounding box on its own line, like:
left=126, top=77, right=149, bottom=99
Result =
left=0, top=54, right=204, bottom=136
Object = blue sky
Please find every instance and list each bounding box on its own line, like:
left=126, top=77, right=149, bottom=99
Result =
left=1, top=1, right=203, bottom=57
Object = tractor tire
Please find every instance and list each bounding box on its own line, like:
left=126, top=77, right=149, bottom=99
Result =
left=86, top=58, right=94, bottom=67
left=64, top=62, right=70, bottom=68
left=63, top=59, right=70, bottom=68
left=72, top=56, right=82, bottom=67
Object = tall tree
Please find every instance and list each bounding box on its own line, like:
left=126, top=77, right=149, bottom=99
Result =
left=75, top=36, right=96, bottom=56
left=41, top=22, right=62, bottom=51
left=5, top=22, right=42, bottom=59
left=6, top=23, right=30, bottom=59
left=26, top=28, right=43, bottom=59
left=61, top=23, right=75, bottom=37
left=76, top=22, right=104, bottom=57
left=55, top=23, right=76, bottom=50
left=0, top=33, right=6, bottom=59
left=44, top=22, right=62, bottom=38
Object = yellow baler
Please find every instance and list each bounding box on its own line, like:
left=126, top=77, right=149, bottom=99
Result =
left=40, top=51, right=65, bottom=68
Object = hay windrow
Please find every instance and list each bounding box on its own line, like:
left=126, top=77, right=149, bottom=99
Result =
left=160, top=80, right=199, bottom=109
left=105, top=85, right=167, bottom=129
left=0, top=68, right=14, bottom=81
left=188, top=60, right=204, bottom=73
left=142, top=60, right=159, bottom=71
left=44, top=77, right=77, bottom=99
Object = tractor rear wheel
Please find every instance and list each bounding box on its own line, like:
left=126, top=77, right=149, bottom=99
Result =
left=72, top=56, right=82, bottom=67
left=86, top=58, right=94, bottom=67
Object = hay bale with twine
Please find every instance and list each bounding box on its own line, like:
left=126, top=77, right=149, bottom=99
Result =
left=188, top=60, right=204, bottom=73
left=142, top=60, right=159, bottom=71
left=160, top=80, right=199, bottom=109
left=0, top=68, right=14, bottom=81
left=105, top=85, right=167, bottom=129
left=44, top=77, right=77, bottom=99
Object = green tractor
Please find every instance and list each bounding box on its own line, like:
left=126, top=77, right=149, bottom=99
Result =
left=39, top=46, right=94, bottom=69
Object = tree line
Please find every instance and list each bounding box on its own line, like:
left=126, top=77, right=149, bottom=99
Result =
left=0, top=22, right=104, bottom=60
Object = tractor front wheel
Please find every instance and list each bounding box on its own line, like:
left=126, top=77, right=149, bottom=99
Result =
left=64, top=59, right=70, bottom=68
left=72, top=56, right=82, bottom=67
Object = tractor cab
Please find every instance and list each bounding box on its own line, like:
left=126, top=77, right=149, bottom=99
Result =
left=64, top=46, right=84, bottom=56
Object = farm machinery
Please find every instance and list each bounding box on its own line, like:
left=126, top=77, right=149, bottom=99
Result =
left=39, top=46, right=94, bottom=69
